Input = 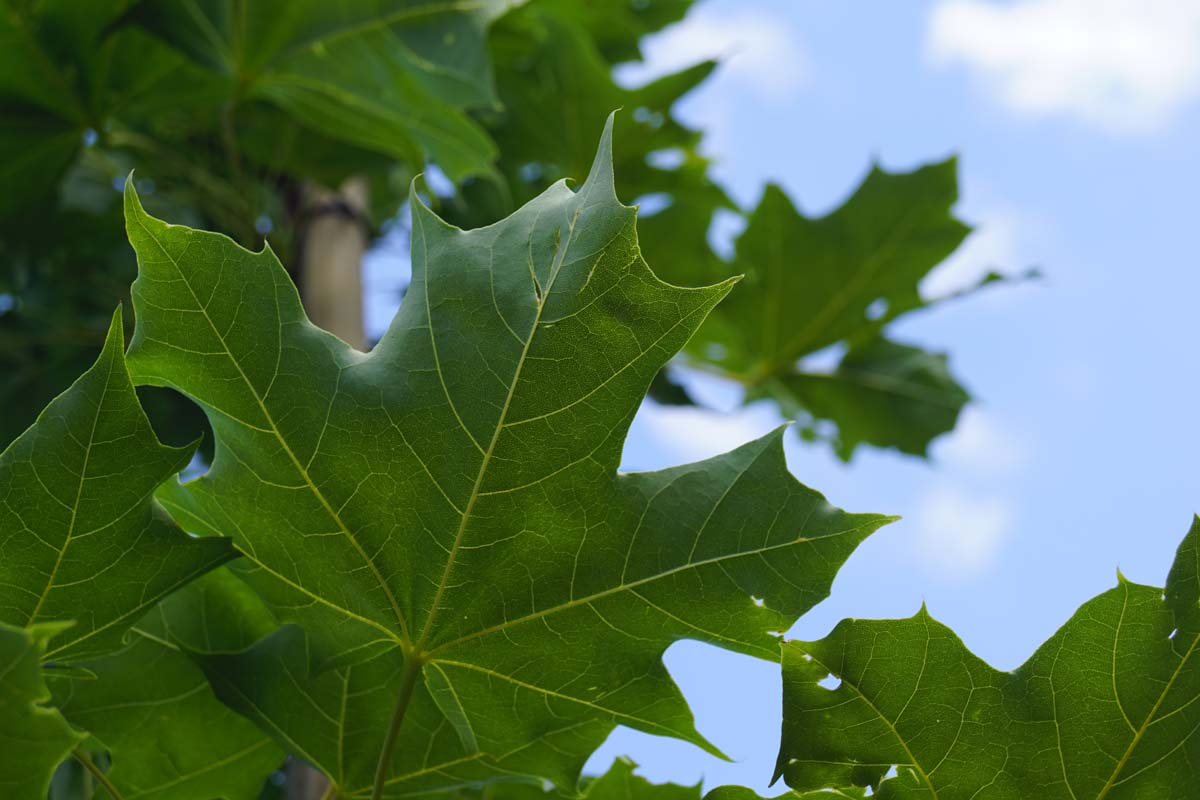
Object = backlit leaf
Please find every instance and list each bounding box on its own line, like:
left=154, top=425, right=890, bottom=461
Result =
left=124, top=118, right=891, bottom=793
left=0, top=308, right=234, bottom=663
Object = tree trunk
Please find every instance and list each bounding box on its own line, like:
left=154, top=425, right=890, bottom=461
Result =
left=299, top=176, right=369, bottom=348
left=286, top=759, right=332, bottom=800
left=286, top=175, right=369, bottom=800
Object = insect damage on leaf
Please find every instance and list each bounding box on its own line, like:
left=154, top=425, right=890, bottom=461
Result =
left=123, top=115, right=893, bottom=795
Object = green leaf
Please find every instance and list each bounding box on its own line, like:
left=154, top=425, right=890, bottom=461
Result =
left=580, top=757, right=699, bottom=800
left=776, top=516, right=1200, bottom=798
left=358, top=753, right=703, bottom=800
left=0, top=308, right=234, bottom=663
left=127, top=0, right=514, bottom=181
left=705, top=786, right=869, bottom=800
left=689, top=165, right=974, bottom=458
left=699, top=166, right=970, bottom=376
left=0, top=621, right=86, bottom=800
left=447, top=0, right=732, bottom=287
left=124, top=117, right=891, bottom=793
left=0, top=1, right=210, bottom=217
left=49, top=570, right=285, bottom=800
left=528, top=0, right=696, bottom=64
left=762, top=338, right=970, bottom=461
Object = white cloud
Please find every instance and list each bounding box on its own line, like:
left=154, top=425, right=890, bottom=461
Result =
left=914, top=485, right=1013, bottom=576
left=933, top=408, right=1029, bottom=475
left=927, top=0, right=1200, bottom=133
left=616, top=10, right=807, bottom=100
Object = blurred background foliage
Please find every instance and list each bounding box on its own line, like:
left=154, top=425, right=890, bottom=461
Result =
left=0, top=0, right=1017, bottom=466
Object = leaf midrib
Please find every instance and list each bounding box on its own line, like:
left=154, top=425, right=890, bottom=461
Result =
left=428, top=518, right=879, bottom=658
left=412, top=193, right=588, bottom=653
left=132, top=215, right=409, bottom=641
left=1094, top=627, right=1200, bottom=798
left=25, top=345, right=112, bottom=627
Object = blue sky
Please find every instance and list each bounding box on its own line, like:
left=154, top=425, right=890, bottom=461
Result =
left=369, top=0, right=1200, bottom=792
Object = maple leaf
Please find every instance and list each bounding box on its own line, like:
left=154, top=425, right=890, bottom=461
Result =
left=686, top=166, right=984, bottom=460
left=124, top=117, right=891, bottom=795
left=0, top=621, right=85, bottom=799
left=776, top=517, right=1200, bottom=798
left=0, top=308, right=234, bottom=663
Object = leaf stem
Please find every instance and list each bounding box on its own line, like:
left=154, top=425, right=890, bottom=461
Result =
left=370, top=655, right=424, bottom=800
left=73, top=748, right=124, bottom=800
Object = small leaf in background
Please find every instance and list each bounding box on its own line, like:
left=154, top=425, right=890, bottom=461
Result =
left=776, top=517, right=1200, bottom=798
left=0, top=621, right=86, bottom=800
left=127, top=0, right=511, bottom=182
left=763, top=338, right=970, bottom=460
left=705, top=786, right=870, bottom=800
left=124, top=118, right=892, bottom=794
left=689, top=163, right=982, bottom=460
left=0, top=308, right=234, bottom=663
left=699, top=165, right=969, bottom=377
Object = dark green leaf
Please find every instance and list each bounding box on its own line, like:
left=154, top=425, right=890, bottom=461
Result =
left=0, top=308, right=235, bottom=662
left=685, top=165, right=976, bottom=458
left=124, top=118, right=890, bottom=793
left=764, top=338, right=970, bottom=461
left=647, top=368, right=699, bottom=407
left=448, top=0, right=732, bottom=278
left=697, top=167, right=970, bottom=378
left=776, top=516, right=1200, bottom=798
left=127, top=0, right=512, bottom=181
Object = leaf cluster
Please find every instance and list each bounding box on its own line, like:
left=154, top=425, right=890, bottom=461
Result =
left=0, top=71, right=1191, bottom=800
left=0, top=0, right=1021, bottom=461
left=0, top=116, right=899, bottom=799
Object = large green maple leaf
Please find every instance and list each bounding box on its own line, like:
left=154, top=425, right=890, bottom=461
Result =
left=124, top=118, right=890, bottom=794
left=775, top=516, right=1200, bottom=798
left=0, top=308, right=234, bottom=663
